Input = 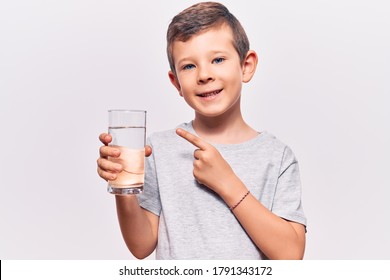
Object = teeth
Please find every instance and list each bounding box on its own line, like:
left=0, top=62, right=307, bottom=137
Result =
left=200, top=90, right=221, bottom=97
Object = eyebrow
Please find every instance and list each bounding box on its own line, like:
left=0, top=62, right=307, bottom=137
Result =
left=176, top=57, right=192, bottom=66
left=208, top=50, right=228, bottom=56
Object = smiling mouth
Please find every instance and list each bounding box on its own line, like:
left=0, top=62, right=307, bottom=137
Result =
left=196, top=89, right=222, bottom=97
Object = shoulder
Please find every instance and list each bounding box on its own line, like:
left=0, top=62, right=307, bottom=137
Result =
left=261, top=132, right=300, bottom=175
left=253, top=131, right=292, bottom=154
left=258, top=131, right=286, bottom=150
left=253, top=131, right=298, bottom=164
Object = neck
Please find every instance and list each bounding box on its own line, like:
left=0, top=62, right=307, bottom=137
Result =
left=192, top=101, right=258, bottom=144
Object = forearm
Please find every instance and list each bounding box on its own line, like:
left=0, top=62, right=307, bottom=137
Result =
left=219, top=178, right=305, bottom=260
left=115, top=196, right=157, bottom=259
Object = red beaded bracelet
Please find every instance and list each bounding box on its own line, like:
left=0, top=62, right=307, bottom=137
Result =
left=229, top=190, right=250, bottom=211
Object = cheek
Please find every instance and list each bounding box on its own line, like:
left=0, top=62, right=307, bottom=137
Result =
left=219, top=65, right=242, bottom=82
left=178, top=76, right=196, bottom=96
left=225, top=71, right=242, bottom=89
left=181, top=95, right=198, bottom=111
left=176, top=74, right=190, bottom=89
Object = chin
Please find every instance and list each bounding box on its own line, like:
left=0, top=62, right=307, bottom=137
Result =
left=195, top=108, right=230, bottom=118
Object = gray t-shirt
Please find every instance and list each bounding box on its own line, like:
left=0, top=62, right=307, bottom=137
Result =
left=138, top=122, right=306, bottom=259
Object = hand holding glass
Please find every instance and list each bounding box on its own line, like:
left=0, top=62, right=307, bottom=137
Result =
left=107, top=110, right=146, bottom=195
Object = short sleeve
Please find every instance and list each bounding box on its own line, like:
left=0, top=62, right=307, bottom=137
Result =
left=138, top=137, right=162, bottom=216
left=271, top=146, right=307, bottom=227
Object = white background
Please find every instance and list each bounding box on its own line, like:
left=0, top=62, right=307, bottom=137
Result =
left=1, top=0, right=389, bottom=260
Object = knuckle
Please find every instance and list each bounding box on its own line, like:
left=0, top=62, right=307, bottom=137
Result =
left=97, top=158, right=106, bottom=169
left=100, top=159, right=113, bottom=171
left=99, top=146, right=106, bottom=155
left=97, top=168, right=106, bottom=181
left=193, top=160, right=201, bottom=168
left=110, top=147, right=120, bottom=157
left=97, top=165, right=113, bottom=181
left=97, top=157, right=104, bottom=165
left=202, top=153, right=211, bottom=162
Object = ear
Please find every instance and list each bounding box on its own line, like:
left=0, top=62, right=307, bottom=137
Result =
left=168, top=70, right=183, bottom=96
left=241, top=50, right=258, bottom=83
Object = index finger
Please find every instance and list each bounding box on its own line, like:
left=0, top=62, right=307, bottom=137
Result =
left=176, top=128, right=208, bottom=150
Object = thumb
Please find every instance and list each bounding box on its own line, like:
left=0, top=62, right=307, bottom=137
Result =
left=145, top=145, right=152, bottom=157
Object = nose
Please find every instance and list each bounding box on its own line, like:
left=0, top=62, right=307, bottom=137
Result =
left=197, top=65, right=214, bottom=84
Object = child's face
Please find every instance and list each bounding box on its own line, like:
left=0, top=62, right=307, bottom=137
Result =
left=169, top=24, right=255, bottom=118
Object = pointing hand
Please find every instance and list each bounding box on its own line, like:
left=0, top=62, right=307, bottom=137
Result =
left=176, top=128, right=236, bottom=194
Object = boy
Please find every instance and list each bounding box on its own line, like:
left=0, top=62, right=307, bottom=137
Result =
left=97, top=2, right=306, bottom=260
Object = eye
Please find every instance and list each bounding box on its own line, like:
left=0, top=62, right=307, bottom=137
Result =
left=213, top=57, right=225, bottom=64
left=182, top=64, right=195, bottom=70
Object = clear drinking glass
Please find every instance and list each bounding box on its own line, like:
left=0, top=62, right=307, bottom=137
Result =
left=107, top=110, right=146, bottom=195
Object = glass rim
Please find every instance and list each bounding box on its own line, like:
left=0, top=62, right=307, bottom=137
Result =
left=108, top=109, right=146, bottom=113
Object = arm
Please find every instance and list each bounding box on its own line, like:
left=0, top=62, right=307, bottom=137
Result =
left=176, top=129, right=305, bottom=260
left=219, top=178, right=305, bottom=260
left=115, top=196, right=159, bottom=259
left=97, top=133, right=159, bottom=259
